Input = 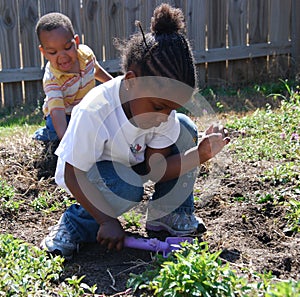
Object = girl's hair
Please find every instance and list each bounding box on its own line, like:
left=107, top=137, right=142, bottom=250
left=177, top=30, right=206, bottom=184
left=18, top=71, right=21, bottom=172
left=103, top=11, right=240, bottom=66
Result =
left=36, top=12, right=75, bottom=44
left=117, top=3, right=197, bottom=89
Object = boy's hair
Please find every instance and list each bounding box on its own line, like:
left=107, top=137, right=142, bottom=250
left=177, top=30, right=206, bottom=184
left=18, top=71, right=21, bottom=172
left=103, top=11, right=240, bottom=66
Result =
left=36, top=12, right=75, bottom=44
left=116, top=3, right=197, bottom=89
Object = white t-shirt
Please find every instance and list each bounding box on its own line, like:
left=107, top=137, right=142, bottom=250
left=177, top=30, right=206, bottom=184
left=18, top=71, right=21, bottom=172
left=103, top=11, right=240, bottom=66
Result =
left=55, top=75, right=180, bottom=190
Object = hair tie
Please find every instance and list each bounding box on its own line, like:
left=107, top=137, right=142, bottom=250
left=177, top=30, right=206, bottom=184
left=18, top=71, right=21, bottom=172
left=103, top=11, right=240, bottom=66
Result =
left=135, top=20, right=150, bottom=51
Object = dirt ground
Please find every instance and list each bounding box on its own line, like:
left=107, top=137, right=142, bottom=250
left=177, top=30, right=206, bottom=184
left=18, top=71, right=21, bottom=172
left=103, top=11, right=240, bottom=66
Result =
left=0, top=99, right=299, bottom=296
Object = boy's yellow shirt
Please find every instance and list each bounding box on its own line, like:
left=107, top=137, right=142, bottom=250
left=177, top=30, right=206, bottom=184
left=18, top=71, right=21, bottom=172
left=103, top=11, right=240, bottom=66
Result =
left=42, top=44, right=97, bottom=116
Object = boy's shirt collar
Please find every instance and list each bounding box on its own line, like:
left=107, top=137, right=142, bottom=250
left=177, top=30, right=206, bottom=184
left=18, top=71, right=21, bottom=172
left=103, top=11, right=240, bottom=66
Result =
left=49, top=45, right=89, bottom=79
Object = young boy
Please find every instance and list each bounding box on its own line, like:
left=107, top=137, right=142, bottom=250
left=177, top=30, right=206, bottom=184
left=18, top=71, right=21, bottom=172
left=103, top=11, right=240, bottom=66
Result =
left=33, top=12, right=112, bottom=142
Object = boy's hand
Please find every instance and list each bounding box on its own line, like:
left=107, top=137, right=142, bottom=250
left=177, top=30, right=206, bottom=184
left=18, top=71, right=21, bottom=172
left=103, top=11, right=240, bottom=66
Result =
left=198, top=124, right=230, bottom=163
left=97, top=218, right=125, bottom=251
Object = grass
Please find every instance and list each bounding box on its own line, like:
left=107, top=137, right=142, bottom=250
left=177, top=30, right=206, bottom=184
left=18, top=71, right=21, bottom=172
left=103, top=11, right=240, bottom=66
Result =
left=0, top=79, right=299, bottom=296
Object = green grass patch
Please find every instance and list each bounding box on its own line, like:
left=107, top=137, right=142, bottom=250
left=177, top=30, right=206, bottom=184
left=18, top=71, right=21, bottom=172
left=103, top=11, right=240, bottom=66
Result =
left=227, top=83, right=300, bottom=162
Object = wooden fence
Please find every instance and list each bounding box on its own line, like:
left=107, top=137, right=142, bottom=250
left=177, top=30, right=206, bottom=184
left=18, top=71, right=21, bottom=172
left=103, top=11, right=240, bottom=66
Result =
left=0, top=0, right=299, bottom=108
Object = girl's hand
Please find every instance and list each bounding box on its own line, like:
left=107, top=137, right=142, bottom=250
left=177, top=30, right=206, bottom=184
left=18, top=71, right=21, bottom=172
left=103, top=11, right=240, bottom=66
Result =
left=97, top=219, right=125, bottom=251
left=198, top=124, right=230, bottom=163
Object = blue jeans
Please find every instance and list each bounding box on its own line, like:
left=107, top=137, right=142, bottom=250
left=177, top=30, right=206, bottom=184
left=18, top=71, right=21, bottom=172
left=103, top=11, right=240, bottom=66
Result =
left=32, top=114, right=71, bottom=142
left=61, top=113, right=198, bottom=243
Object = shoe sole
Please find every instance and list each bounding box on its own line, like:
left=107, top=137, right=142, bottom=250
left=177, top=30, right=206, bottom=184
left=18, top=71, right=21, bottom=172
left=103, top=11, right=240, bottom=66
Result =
left=146, top=222, right=197, bottom=236
left=40, top=238, right=74, bottom=260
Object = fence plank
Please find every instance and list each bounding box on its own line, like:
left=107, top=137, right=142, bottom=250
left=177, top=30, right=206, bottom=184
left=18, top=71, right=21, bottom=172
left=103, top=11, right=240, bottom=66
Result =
left=248, top=0, right=269, bottom=83
left=207, top=0, right=227, bottom=86
left=101, top=0, right=125, bottom=60
left=291, top=0, right=300, bottom=76
left=227, top=0, right=248, bottom=85
left=39, top=0, right=61, bottom=15
left=19, top=0, right=43, bottom=104
left=0, top=0, right=22, bottom=107
left=60, top=0, right=82, bottom=37
left=186, top=0, right=207, bottom=87
left=269, top=0, right=291, bottom=79
left=82, top=0, right=105, bottom=62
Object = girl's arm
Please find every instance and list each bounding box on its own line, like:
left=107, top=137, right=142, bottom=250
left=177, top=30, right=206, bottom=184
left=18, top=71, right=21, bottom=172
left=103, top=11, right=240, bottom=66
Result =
left=145, top=124, right=229, bottom=183
left=64, top=162, right=125, bottom=250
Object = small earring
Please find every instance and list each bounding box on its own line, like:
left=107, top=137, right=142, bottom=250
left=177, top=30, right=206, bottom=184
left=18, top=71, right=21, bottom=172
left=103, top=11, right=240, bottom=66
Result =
left=124, top=81, right=129, bottom=91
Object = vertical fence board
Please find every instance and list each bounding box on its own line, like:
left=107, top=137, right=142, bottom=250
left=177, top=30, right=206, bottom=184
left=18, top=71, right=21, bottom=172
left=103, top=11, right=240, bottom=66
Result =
left=269, top=0, right=291, bottom=79
left=39, top=0, right=61, bottom=15
left=82, top=0, right=105, bottom=61
left=60, top=0, right=82, bottom=37
left=123, top=0, right=140, bottom=38
left=207, top=0, right=227, bottom=86
left=0, top=0, right=22, bottom=107
left=227, top=0, right=248, bottom=85
left=186, top=0, right=207, bottom=87
left=19, top=0, right=43, bottom=104
left=101, top=0, right=125, bottom=60
left=142, top=0, right=156, bottom=30
left=248, top=0, right=269, bottom=83
left=291, top=0, right=300, bottom=76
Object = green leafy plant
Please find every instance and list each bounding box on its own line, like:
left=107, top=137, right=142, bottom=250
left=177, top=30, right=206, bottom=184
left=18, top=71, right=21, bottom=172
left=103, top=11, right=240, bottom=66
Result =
left=128, top=240, right=251, bottom=296
left=31, top=191, right=50, bottom=211
left=0, top=178, right=15, bottom=199
left=0, top=179, right=23, bottom=212
left=128, top=240, right=300, bottom=296
left=285, top=199, right=300, bottom=233
left=265, top=279, right=300, bottom=297
left=262, top=162, right=300, bottom=186
left=122, top=210, right=142, bottom=228
left=0, top=234, right=97, bottom=296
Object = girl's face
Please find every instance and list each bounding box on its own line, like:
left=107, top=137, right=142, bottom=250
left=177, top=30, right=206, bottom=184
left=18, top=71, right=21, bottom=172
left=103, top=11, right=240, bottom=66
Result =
left=39, top=27, right=80, bottom=73
left=121, top=72, right=191, bottom=129
left=128, top=97, right=180, bottom=129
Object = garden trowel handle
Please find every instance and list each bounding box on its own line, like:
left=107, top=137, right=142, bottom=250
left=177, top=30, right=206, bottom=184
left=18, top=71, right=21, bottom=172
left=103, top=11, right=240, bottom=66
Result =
left=124, top=236, right=169, bottom=253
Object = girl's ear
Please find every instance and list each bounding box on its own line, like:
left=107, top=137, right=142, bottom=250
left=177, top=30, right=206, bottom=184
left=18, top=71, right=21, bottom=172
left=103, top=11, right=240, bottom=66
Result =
left=124, top=71, right=137, bottom=90
left=74, top=34, right=80, bottom=46
left=124, top=71, right=136, bottom=80
left=39, top=44, right=45, bottom=55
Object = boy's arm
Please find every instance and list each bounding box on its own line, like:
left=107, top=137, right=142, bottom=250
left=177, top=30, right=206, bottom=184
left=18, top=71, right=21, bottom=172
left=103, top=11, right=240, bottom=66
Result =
left=94, top=61, right=113, bottom=83
left=145, top=124, right=229, bottom=183
left=51, top=109, right=68, bottom=140
left=64, top=162, right=125, bottom=250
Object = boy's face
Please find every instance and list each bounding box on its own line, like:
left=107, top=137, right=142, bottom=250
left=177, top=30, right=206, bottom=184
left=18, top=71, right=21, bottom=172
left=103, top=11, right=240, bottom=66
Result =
left=39, top=27, right=80, bottom=73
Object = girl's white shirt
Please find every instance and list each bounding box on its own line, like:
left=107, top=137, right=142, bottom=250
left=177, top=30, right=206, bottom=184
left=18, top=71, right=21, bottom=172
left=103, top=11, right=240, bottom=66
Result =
left=55, top=75, right=180, bottom=190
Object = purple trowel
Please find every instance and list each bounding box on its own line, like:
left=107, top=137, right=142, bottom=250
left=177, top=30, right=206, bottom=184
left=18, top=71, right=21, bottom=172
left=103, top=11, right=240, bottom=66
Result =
left=124, top=236, right=193, bottom=257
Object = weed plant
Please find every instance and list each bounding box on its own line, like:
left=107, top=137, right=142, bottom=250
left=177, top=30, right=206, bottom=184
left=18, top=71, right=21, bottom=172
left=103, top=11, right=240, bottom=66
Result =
left=0, top=234, right=97, bottom=296
left=127, top=240, right=300, bottom=296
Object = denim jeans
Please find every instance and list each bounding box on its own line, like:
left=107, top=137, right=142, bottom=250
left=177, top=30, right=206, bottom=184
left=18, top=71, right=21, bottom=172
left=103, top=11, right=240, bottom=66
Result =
left=32, top=114, right=71, bottom=142
left=61, top=113, right=198, bottom=243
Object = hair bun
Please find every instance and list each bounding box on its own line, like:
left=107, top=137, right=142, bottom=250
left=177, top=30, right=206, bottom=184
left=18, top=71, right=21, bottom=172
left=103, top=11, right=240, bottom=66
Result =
left=150, top=3, right=185, bottom=34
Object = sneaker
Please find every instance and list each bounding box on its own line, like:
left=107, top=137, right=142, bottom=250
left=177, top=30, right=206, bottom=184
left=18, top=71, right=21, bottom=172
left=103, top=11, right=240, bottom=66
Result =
left=40, top=217, right=78, bottom=260
left=146, top=212, right=207, bottom=236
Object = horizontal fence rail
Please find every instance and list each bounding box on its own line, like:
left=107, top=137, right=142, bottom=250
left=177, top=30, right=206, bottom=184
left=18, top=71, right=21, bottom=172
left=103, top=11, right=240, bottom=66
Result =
left=0, top=0, right=299, bottom=108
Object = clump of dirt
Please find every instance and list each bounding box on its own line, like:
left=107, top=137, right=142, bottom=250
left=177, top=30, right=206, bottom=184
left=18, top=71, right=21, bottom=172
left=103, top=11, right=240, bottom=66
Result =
left=0, top=124, right=299, bottom=296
